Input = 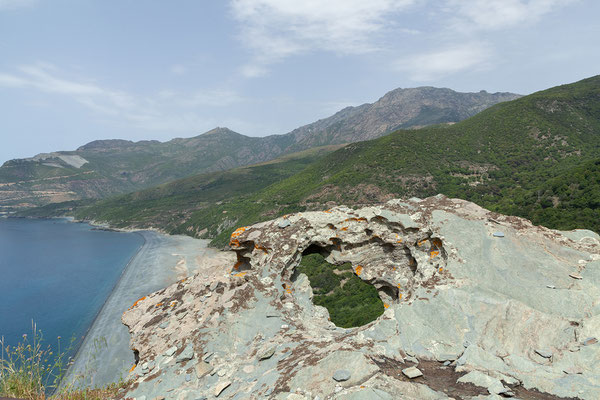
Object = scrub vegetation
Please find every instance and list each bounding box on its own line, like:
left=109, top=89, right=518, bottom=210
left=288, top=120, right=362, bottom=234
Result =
left=296, top=253, right=384, bottom=328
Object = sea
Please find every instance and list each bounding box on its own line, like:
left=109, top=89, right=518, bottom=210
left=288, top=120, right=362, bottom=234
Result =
left=0, top=217, right=144, bottom=358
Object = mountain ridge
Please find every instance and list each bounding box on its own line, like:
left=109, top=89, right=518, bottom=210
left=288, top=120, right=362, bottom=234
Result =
left=53, top=75, right=599, bottom=246
left=0, top=86, right=520, bottom=211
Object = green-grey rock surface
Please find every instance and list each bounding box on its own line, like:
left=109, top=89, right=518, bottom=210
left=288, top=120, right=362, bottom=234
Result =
left=121, top=195, right=599, bottom=399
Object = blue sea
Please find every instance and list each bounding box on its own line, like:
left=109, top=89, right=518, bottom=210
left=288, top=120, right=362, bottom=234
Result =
left=0, top=218, right=144, bottom=355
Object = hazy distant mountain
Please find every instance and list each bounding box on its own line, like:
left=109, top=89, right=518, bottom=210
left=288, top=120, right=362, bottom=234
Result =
left=0, top=87, right=519, bottom=210
left=282, top=87, right=520, bottom=150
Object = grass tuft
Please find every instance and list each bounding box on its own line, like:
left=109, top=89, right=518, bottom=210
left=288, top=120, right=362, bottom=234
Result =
left=0, top=322, right=127, bottom=400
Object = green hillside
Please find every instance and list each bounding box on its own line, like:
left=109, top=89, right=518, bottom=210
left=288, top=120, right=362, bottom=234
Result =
left=153, top=76, right=597, bottom=246
left=1, top=88, right=518, bottom=212
left=22, top=76, right=600, bottom=246
left=20, top=145, right=341, bottom=231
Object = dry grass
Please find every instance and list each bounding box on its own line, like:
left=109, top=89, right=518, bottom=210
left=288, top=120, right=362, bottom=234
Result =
left=0, top=323, right=127, bottom=400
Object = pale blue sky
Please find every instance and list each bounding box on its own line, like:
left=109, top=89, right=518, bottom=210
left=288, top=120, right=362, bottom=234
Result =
left=1, top=0, right=598, bottom=163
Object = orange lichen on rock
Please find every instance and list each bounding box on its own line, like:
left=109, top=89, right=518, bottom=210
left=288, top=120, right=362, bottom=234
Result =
left=233, top=271, right=247, bottom=277
left=341, top=227, right=348, bottom=231
left=229, top=227, right=248, bottom=246
left=429, top=250, right=440, bottom=259
left=397, top=283, right=401, bottom=288
left=384, top=303, right=390, bottom=309
left=417, top=239, right=427, bottom=247
left=439, top=267, right=443, bottom=272
left=231, top=226, right=247, bottom=238
left=155, top=303, right=163, bottom=307
left=130, top=296, right=146, bottom=309
left=355, top=265, right=363, bottom=276
left=254, top=244, right=269, bottom=254
left=398, top=293, right=403, bottom=300
left=129, top=364, right=136, bottom=373
left=344, top=217, right=367, bottom=223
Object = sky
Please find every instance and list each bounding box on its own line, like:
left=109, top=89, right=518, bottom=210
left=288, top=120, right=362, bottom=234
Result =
left=0, top=0, right=598, bottom=164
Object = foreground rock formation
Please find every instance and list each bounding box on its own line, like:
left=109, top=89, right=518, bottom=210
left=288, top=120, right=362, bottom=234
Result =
left=121, top=195, right=600, bottom=399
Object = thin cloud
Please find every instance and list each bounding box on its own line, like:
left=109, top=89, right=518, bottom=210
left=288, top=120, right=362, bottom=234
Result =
left=0, top=63, right=245, bottom=132
left=395, top=43, right=493, bottom=81
left=230, top=0, right=416, bottom=77
left=170, top=64, right=187, bottom=75
left=0, top=0, right=36, bottom=10
left=445, top=0, right=576, bottom=31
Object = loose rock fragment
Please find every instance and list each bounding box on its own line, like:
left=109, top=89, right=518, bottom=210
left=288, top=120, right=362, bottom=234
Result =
left=214, top=380, right=231, bottom=397
left=164, top=346, right=177, bottom=357
left=195, top=361, right=214, bottom=378
left=493, top=231, right=505, bottom=237
left=258, top=346, right=276, bottom=360
left=278, top=219, right=291, bottom=228
left=569, top=273, right=583, bottom=280
left=402, top=366, right=423, bottom=379
left=332, top=369, right=351, bottom=382
left=176, top=344, right=194, bottom=363
left=583, top=337, right=598, bottom=346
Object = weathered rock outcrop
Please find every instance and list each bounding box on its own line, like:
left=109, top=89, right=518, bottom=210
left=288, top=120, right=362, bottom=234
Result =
left=121, top=195, right=600, bottom=399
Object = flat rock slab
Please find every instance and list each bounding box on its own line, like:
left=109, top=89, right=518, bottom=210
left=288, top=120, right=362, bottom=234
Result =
left=176, top=344, right=194, bottom=363
left=195, top=361, right=214, bottom=378
left=402, top=366, right=423, bottom=379
left=289, top=351, right=379, bottom=395
left=333, top=369, right=351, bottom=382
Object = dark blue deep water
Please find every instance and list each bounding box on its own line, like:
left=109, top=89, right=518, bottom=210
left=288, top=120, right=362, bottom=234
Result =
left=0, top=218, right=144, bottom=355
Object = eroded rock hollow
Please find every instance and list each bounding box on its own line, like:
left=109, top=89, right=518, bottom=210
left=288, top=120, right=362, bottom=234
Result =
left=122, top=195, right=600, bottom=400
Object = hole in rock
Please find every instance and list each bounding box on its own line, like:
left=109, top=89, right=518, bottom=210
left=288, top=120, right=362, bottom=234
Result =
left=233, top=253, right=252, bottom=272
left=133, top=349, right=140, bottom=365
left=295, top=246, right=384, bottom=328
left=376, top=281, right=399, bottom=300
left=382, top=242, right=395, bottom=253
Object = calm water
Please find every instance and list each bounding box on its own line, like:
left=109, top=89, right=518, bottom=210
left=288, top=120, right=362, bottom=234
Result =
left=0, top=218, right=144, bottom=355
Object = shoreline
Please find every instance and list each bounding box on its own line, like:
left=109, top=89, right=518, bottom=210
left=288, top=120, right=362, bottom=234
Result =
left=61, top=227, right=229, bottom=388
left=60, top=228, right=147, bottom=388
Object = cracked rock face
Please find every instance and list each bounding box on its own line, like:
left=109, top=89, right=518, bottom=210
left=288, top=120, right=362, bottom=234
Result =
left=121, top=195, right=600, bottom=400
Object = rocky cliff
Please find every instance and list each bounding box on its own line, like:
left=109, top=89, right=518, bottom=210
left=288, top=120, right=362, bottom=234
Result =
left=120, top=196, right=599, bottom=400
